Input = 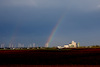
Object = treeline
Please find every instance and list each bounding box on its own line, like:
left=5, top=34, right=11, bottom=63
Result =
left=79, top=45, right=100, bottom=48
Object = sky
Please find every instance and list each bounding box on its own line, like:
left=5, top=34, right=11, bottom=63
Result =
left=0, top=0, right=100, bottom=47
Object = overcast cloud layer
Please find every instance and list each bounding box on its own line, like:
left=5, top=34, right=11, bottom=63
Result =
left=0, top=0, right=100, bottom=47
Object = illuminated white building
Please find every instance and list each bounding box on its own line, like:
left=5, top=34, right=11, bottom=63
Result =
left=68, top=41, right=77, bottom=48
left=64, top=45, right=69, bottom=48
left=57, top=46, right=64, bottom=49
left=57, top=41, right=78, bottom=49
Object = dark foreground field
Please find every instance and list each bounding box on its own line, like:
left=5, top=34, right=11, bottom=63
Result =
left=0, top=48, right=100, bottom=66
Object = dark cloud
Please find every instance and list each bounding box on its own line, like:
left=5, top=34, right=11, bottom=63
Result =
left=0, top=0, right=100, bottom=47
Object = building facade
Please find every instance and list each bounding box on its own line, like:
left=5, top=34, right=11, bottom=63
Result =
left=68, top=41, right=77, bottom=48
left=57, top=41, right=78, bottom=49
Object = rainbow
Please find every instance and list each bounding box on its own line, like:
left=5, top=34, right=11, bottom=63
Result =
left=45, top=14, right=66, bottom=47
left=9, top=23, right=20, bottom=46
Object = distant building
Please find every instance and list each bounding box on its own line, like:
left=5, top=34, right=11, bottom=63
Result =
left=68, top=41, right=77, bottom=48
left=57, top=46, right=64, bottom=49
left=57, top=41, right=79, bottom=49
left=77, top=42, right=80, bottom=47
left=1, top=44, right=4, bottom=48
left=45, top=43, right=49, bottom=47
left=64, top=45, right=69, bottom=48
left=33, top=43, right=35, bottom=47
